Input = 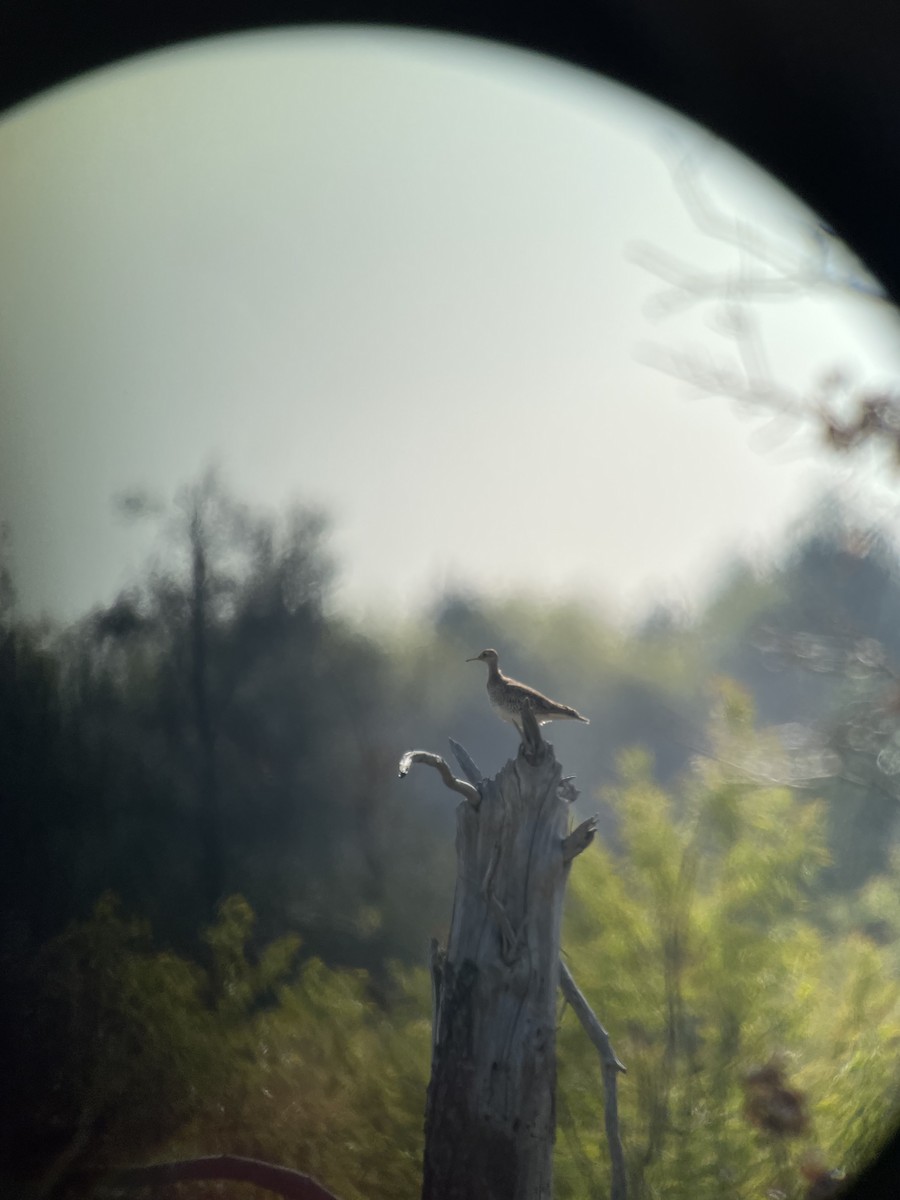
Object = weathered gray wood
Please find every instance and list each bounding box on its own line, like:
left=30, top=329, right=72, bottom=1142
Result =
left=398, top=749, right=480, bottom=806
left=562, top=815, right=599, bottom=864
left=421, top=723, right=575, bottom=1200
left=449, top=738, right=484, bottom=786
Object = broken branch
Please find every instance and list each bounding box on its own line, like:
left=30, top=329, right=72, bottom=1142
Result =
left=76, top=1155, right=341, bottom=1200
left=562, top=815, right=598, bottom=864
left=398, top=749, right=480, bottom=807
left=559, top=959, right=628, bottom=1200
left=448, top=738, right=484, bottom=786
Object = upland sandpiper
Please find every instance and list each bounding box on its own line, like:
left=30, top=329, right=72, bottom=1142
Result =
left=466, top=648, right=590, bottom=737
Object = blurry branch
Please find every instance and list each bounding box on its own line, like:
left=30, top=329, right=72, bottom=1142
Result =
left=689, top=742, right=837, bottom=791
left=682, top=624, right=900, bottom=796
left=632, top=153, right=888, bottom=317
left=642, top=337, right=900, bottom=469
left=756, top=626, right=900, bottom=789
left=78, top=1155, right=343, bottom=1200
left=632, top=154, right=900, bottom=467
left=755, top=627, right=899, bottom=686
left=635, top=155, right=900, bottom=810
left=559, top=960, right=628, bottom=1200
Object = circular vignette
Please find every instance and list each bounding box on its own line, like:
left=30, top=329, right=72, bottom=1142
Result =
left=3, top=5, right=900, bottom=1198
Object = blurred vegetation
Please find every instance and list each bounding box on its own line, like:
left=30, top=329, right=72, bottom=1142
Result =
left=3, top=474, right=900, bottom=1198
left=558, top=695, right=900, bottom=1200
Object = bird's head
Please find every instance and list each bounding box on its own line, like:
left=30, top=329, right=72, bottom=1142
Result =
left=466, top=648, right=499, bottom=666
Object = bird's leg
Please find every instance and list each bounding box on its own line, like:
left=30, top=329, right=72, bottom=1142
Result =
left=519, top=702, right=545, bottom=761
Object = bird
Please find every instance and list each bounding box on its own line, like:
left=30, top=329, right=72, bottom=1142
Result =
left=466, top=648, right=590, bottom=737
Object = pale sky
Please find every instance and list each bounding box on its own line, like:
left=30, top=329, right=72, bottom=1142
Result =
left=1, top=25, right=899, bottom=624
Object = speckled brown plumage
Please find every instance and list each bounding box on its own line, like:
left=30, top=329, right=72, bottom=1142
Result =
left=466, top=648, right=590, bottom=736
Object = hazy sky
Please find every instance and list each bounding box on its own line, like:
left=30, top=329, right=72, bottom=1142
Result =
left=2, top=25, right=899, bottom=624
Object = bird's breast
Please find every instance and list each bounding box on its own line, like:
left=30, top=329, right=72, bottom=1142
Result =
left=488, top=696, right=519, bottom=724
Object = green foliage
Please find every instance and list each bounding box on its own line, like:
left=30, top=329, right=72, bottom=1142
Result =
left=4, top=893, right=429, bottom=1200
left=10, top=706, right=897, bottom=1200
left=6, top=478, right=900, bottom=1197
left=3, top=893, right=218, bottom=1191
left=556, top=707, right=900, bottom=1200
left=174, top=956, right=430, bottom=1200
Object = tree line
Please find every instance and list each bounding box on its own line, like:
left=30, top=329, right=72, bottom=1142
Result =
left=3, top=472, right=900, bottom=1197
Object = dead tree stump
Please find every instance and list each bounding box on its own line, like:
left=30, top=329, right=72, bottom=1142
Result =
left=403, top=708, right=597, bottom=1200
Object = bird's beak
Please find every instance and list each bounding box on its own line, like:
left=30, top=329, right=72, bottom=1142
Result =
left=465, top=656, right=478, bottom=662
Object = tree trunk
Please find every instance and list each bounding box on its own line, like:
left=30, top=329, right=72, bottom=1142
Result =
left=421, top=716, right=577, bottom=1200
